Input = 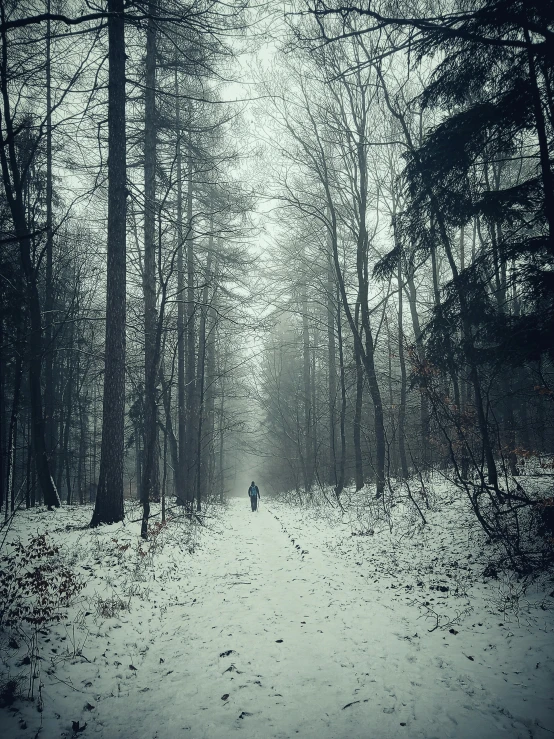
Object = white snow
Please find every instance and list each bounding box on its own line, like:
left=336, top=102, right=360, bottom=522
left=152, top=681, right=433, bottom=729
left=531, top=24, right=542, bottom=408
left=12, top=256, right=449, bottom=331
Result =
left=1, top=483, right=553, bottom=738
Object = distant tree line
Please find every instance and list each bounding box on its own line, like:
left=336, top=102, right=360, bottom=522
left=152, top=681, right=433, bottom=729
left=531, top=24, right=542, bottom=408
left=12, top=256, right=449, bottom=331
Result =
left=0, top=0, right=255, bottom=536
left=255, top=0, right=554, bottom=569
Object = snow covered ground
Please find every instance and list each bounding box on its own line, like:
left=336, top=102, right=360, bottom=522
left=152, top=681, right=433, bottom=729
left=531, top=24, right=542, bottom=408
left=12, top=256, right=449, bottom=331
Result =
left=1, top=484, right=553, bottom=739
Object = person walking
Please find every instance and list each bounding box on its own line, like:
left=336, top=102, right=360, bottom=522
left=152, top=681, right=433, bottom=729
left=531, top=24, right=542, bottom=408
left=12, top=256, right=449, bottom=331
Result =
left=248, top=481, right=260, bottom=512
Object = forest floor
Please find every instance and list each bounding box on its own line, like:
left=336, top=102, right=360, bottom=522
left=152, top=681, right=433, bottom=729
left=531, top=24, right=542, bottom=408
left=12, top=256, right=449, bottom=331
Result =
left=1, top=486, right=554, bottom=739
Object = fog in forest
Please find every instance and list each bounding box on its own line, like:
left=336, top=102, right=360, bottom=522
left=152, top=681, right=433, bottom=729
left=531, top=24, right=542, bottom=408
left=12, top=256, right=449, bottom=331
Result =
left=1, top=2, right=554, bottom=738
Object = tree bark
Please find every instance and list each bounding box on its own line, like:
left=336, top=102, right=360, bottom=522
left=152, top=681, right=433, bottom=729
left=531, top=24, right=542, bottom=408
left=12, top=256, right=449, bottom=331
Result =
left=44, top=2, right=56, bottom=480
left=161, top=413, right=167, bottom=523
left=77, top=396, right=86, bottom=505
left=160, top=366, right=179, bottom=494
left=353, top=124, right=386, bottom=498
left=90, top=0, right=126, bottom=526
left=302, top=268, right=312, bottom=491
left=26, top=415, right=32, bottom=508
left=397, top=253, right=408, bottom=479
left=0, top=313, right=4, bottom=513
left=6, top=351, right=22, bottom=513
left=140, top=3, right=158, bottom=538
left=218, top=351, right=226, bottom=503
left=335, top=295, right=347, bottom=499
left=63, top=344, right=74, bottom=505
left=185, top=143, right=196, bottom=512
left=195, top=246, right=212, bottom=512
left=43, top=1, right=57, bottom=478
left=175, top=69, right=187, bottom=506
left=327, top=247, right=337, bottom=486
left=205, top=260, right=217, bottom=496
left=353, top=302, right=364, bottom=490
left=311, top=324, right=318, bottom=487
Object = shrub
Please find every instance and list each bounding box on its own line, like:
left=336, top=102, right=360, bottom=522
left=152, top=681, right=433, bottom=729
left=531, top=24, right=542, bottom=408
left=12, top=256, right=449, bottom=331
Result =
left=0, top=677, right=19, bottom=708
left=0, top=534, right=84, bottom=629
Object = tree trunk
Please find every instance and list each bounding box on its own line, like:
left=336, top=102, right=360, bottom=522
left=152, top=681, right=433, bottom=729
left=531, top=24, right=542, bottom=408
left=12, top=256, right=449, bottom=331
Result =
left=205, top=261, right=218, bottom=497
left=0, top=314, right=4, bottom=513
left=63, top=347, right=74, bottom=505
left=397, top=255, right=409, bottom=479
left=185, top=144, right=196, bottom=512
left=354, top=133, right=386, bottom=498
left=160, top=366, right=179, bottom=495
left=385, top=314, right=397, bottom=477
left=161, top=416, right=167, bottom=523
left=302, top=271, right=312, bottom=491
left=175, top=69, right=187, bottom=506
left=6, top=351, right=22, bottom=513
left=90, top=0, right=126, bottom=526
left=140, top=3, right=158, bottom=538
left=459, top=227, right=470, bottom=480
left=55, top=363, right=65, bottom=495
left=30, top=445, right=36, bottom=507
left=26, top=415, right=32, bottom=509
left=311, top=325, right=318, bottom=487
left=353, top=303, right=364, bottom=490
left=44, top=2, right=55, bottom=481
left=195, top=247, right=212, bottom=512
left=327, top=247, right=337, bottom=487
left=78, top=398, right=86, bottom=505
left=335, top=296, right=347, bottom=499
left=218, top=351, right=227, bottom=503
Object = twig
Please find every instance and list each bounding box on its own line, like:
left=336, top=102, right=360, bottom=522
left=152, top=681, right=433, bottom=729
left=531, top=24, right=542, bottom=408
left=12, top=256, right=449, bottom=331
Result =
left=47, top=675, right=85, bottom=693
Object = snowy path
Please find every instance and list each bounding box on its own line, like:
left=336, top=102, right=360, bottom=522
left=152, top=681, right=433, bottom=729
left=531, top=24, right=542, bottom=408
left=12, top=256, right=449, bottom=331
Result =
left=80, top=499, right=552, bottom=739
left=4, top=498, right=552, bottom=739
